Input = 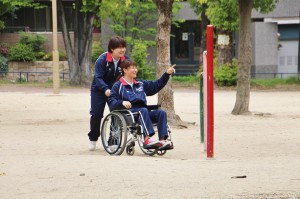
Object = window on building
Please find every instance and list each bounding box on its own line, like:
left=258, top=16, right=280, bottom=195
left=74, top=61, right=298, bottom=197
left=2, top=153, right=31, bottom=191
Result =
left=3, top=2, right=75, bottom=32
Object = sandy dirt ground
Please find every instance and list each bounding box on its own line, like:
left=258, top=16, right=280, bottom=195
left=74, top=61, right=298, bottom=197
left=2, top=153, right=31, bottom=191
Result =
left=0, top=85, right=300, bottom=199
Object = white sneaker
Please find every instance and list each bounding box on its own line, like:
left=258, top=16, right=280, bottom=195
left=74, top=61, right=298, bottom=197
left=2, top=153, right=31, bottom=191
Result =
left=89, top=141, right=97, bottom=151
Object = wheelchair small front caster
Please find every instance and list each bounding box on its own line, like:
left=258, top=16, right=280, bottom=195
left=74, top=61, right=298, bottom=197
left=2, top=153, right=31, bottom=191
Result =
left=156, top=150, right=166, bottom=156
left=126, top=146, right=135, bottom=156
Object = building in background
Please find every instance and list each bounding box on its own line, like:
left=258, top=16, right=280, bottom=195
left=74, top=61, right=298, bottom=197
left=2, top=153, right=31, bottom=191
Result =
left=0, top=0, right=100, bottom=53
left=251, top=0, right=300, bottom=79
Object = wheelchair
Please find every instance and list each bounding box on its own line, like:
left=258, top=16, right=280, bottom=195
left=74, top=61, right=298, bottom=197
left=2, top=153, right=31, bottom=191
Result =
left=100, top=105, right=174, bottom=156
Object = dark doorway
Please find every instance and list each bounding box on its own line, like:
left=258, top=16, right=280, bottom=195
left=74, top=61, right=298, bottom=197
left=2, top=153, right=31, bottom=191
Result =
left=171, top=20, right=201, bottom=75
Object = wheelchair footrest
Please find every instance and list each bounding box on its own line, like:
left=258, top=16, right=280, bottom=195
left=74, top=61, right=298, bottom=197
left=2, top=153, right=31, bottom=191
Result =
left=158, top=143, right=174, bottom=151
left=143, top=143, right=160, bottom=150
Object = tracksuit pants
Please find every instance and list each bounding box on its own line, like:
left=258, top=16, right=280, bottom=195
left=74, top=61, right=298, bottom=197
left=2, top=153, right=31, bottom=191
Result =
left=88, top=91, right=108, bottom=141
left=130, top=107, right=168, bottom=140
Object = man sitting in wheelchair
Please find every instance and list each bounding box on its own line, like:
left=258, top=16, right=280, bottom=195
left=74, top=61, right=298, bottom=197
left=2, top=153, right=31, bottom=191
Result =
left=108, top=59, right=176, bottom=150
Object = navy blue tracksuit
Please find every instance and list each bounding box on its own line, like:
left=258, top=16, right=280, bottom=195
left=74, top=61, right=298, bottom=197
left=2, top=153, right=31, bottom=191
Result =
left=108, top=73, right=171, bottom=139
left=88, top=52, right=128, bottom=141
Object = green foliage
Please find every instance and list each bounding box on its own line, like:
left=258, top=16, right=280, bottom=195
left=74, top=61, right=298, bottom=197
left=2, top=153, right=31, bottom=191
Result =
left=251, top=76, right=300, bottom=88
left=0, top=55, right=8, bottom=72
left=92, top=41, right=104, bottom=62
left=7, top=32, right=47, bottom=61
left=0, top=0, right=43, bottom=30
left=172, top=75, right=198, bottom=83
left=191, top=0, right=279, bottom=31
left=131, top=41, right=154, bottom=80
left=19, top=32, right=47, bottom=52
left=214, top=59, right=238, bottom=86
left=206, top=0, right=239, bottom=31
left=59, top=51, right=67, bottom=61
left=188, top=0, right=207, bottom=15
left=35, top=51, right=45, bottom=60
left=42, top=52, right=52, bottom=61
left=42, top=51, right=68, bottom=61
left=8, top=43, right=35, bottom=62
left=0, top=21, right=5, bottom=30
left=100, top=0, right=158, bottom=51
left=253, top=0, right=279, bottom=13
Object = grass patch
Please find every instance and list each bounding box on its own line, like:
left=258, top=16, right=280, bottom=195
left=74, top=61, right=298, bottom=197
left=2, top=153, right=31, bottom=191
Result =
left=172, top=75, right=199, bottom=87
left=251, top=77, right=300, bottom=88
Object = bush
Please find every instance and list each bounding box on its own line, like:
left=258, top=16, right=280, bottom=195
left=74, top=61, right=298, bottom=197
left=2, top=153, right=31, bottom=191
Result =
left=42, top=51, right=68, bottom=61
left=92, top=41, right=104, bottom=62
left=42, top=52, right=52, bottom=61
left=8, top=43, right=36, bottom=62
left=35, top=51, right=46, bottom=60
left=0, top=55, right=8, bottom=73
left=214, top=59, right=238, bottom=86
left=131, top=41, right=154, bottom=80
left=19, top=32, right=47, bottom=52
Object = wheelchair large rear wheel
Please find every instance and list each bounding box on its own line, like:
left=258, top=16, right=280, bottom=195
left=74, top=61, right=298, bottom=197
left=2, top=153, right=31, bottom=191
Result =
left=101, top=112, right=128, bottom=155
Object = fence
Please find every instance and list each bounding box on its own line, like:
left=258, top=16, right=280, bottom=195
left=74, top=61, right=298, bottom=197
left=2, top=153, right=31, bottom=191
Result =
left=0, top=71, right=69, bottom=82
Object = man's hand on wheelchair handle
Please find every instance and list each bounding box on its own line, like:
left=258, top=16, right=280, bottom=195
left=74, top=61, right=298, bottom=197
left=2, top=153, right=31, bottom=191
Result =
left=167, top=64, right=176, bottom=75
left=122, top=101, right=132, bottom=109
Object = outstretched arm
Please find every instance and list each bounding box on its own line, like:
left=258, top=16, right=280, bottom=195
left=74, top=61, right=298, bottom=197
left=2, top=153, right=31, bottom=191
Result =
left=143, top=64, right=176, bottom=96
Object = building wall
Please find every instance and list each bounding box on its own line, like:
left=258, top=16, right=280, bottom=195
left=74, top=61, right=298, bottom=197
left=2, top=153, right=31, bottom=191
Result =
left=251, top=22, right=278, bottom=78
left=251, top=0, right=300, bottom=78
left=252, top=0, right=300, bottom=18
left=0, top=32, right=101, bottom=53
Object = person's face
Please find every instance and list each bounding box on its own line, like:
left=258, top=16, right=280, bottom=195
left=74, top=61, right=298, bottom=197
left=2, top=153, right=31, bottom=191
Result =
left=111, top=46, right=126, bottom=59
left=124, top=65, right=138, bottom=79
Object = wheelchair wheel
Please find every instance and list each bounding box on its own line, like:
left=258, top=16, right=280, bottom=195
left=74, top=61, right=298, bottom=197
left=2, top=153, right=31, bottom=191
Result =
left=126, top=145, right=135, bottom=156
left=101, top=112, right=128, bottom=155
left=156, top=150, right=167, bottom=156
left=137, top=134, right=156, bottom=156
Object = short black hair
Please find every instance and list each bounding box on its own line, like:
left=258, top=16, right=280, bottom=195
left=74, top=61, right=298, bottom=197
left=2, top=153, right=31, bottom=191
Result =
left=120, top=60, right=137, bottom=75
left=107, top=36, right=126, bottom=53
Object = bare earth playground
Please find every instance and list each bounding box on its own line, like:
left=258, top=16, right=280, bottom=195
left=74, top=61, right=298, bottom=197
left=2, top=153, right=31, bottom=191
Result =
left=0, top=86, right=299, bottom=198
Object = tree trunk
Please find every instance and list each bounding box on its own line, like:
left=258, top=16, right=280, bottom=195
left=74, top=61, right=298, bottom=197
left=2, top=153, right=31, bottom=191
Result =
left=218, top=44, right=232, bottom=66
left=153, top=0, right=183, bottom=125
left=217, top=30, right=232, bottom=66
left=200, top=6, right=209, bottom=65
left=75, top=2, right=94, bottom=86
left=58, top=0, right=94, bottom=86
left=58, top=0, right=79, bottom=84
left=232, top=0, right=253, bottom=115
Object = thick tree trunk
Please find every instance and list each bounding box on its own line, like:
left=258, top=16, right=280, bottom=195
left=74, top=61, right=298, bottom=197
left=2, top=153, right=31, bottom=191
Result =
left=76, top=5, right=94, bottom=86
left=153, top=0, right=183, bottom=125
left=232, top=0, right=253, bottom=115
left=58, top=0, right=79, bottom=84
left=58, top=0, right=93, bottom=86
left=217, top=30, right=232, bottom=66
left=218, top=44, right=232, bottom=66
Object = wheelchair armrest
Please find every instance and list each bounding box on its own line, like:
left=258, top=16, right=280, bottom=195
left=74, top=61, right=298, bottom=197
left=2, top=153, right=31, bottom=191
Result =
left=147, top=104, right=161, bottom=110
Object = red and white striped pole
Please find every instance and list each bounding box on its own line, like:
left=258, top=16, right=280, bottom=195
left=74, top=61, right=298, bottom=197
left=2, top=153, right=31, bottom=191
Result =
left=206, top=25, right=214, bottom=158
